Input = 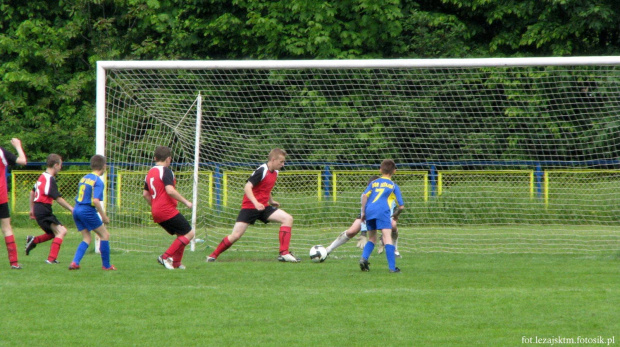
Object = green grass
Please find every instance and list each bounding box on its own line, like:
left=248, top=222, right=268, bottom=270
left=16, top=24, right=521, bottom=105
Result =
left=1, top=227, right=619, bottom=346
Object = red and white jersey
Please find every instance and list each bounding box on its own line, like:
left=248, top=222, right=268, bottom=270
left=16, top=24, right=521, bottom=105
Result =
left=241, top=163, right=278, bottom=209
left=0, top=147, right=17, bottom=204
left=144, top=165, right=179, bottom=223
left=33, top=172, right=61, bottom=205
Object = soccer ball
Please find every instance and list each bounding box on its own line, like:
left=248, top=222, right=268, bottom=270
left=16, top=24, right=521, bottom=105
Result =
left=309, top=245, right=327, bottom=263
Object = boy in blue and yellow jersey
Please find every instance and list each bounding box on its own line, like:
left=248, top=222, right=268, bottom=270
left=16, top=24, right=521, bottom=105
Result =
left=359, top=159, right=404, bottom=273
left=68, top=155, right=115, bottom=270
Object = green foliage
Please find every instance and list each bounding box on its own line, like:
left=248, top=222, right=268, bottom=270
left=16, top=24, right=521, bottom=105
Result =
left=2, top=1, right=620, bottom=161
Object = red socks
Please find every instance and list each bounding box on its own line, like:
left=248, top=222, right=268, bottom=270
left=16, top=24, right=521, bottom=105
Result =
left=48, top=237, right=63, bottom=262
left=210, top=236, right=233, bottom=258
left=163, top=236, right=189, bottom=260
left=34, top=233, right=54, bottom=244
left=5, top=235, right=18, bottom=265
left=279, top=226, right=292, bottom=255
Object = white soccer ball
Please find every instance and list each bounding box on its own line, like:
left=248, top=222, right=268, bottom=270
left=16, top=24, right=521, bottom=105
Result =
left=309, top=245, right=327, bottom=263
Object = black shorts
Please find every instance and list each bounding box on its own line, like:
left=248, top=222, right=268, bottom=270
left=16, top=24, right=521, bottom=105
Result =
left=236, top=206, right=278, bottom=225
left=158, top=213, right=192, bottom=236
left=0, top=203, right=9, bottom=219
left=35, top=214, right=63, bottom=235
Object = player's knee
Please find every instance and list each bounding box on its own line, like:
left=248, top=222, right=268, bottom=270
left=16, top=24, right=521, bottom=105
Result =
left=184, top=230, right=195, bottom=240
left=55, top=226, right=68, bottom=238
left=283, top=213, right=293, bottom=226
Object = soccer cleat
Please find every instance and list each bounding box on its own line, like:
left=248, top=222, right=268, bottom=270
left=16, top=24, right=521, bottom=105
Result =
left=45, top=259, right=60, bottom=264
left=25, top=235, right=36, bottom=255
left=10, top=263, right=23, bottom=270
left=176, top=264, right=186, bottom=270
left=206, top=256, right=216, bottom=262
left=102, top=265, right=117, bottom=271
left=278, top=253, right=301, bottom=263
left=68, top=262, right=80, bottom=270
left=394, top=251, right=401, bottom=258
left=359, top=258, right=370, bottom=272
left=163, top=257, right=174, bottom=270
left=389, top=267, right=401, bottom=273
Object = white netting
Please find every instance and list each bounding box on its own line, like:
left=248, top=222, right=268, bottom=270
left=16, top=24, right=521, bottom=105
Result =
left=100, top=59, right=620, bottom=254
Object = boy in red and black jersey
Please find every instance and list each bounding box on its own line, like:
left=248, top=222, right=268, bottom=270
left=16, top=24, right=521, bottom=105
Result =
left=207, top=148, right=299, bottom=262
left=25, top=154, right=74, bottom=264
left=143, top=146, right=194, bottom=270
left=0, top=138, right=27, bottom=269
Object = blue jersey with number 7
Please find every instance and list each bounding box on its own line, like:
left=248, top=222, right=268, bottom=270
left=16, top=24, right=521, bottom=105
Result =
left=363, top=176, right=404, bottom=222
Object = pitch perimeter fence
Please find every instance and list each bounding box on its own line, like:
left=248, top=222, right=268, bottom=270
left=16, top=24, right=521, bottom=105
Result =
left=7, top=161, right=620, bottom=226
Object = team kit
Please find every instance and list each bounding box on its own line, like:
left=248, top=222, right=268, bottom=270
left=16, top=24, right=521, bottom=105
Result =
left=1, top=142, right=404, bottom=273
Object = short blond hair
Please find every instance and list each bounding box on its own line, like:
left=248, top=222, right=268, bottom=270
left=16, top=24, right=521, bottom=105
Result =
left=268, top=148, right=287, bottom=160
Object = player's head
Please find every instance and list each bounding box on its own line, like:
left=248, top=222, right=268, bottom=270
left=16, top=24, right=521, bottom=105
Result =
left=267, top=148, right=287, bottom=170
left=380, top=159, right=396, bottom=175
left=367, top=175, right=380, bottom=185
left=154, top=146, right=172, bottom=163
left=90, top=154, right=106, bottom=171
left=268, top=148, right=287, bottom=161
left=46, top=154, right=62, bottom=169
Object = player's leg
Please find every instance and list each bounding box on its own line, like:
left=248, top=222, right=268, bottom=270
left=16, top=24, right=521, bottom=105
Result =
left=359, top=228, right=376, bottom=271
left=267, top=209, right=294, bottom=256
left=159, top=215, right=193, bottom=269
left=93, top=224, right=115, bottom=270
left=207, top=221, right=250, bottom=261
left=392, top=220, right=400, bottom=258
left=326, top=218, right=362, bottom=254
left=45, top=223, right=67, bottom=264
left=381, top=227, right=398, bottom=272
left=69, top=229, right=91, bottom=270
left=1, top=216, right=20, bottom=269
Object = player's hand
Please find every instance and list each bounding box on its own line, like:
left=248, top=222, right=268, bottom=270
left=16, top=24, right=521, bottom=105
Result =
left=185, top=201, right=193, bottom=209
left=270, top=201, right=280, bottom=208
left=29, top=211, right=35, bottom=220
left=10, top=138, right=22, bottom=148
left=254, top=202, right=265, bottom=211
left=356, top=235, right=368, bottom=249
left=102, top=216, right=110, bottom=224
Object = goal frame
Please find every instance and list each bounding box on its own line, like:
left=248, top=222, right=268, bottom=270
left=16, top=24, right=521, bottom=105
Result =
left=96, top=57, right=620, bottom=254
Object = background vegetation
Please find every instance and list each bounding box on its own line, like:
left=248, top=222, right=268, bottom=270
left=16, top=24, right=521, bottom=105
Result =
left=2, top=0, right=620, bottom=160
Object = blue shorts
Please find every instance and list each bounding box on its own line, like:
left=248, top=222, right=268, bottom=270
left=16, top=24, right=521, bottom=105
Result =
left=73, top=205, right=103, bottom=231
left=366, top=218, right=392, bottom=231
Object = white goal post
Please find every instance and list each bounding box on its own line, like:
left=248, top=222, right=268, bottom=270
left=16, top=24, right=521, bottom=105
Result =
left=97, top=57, right=620, bottom=254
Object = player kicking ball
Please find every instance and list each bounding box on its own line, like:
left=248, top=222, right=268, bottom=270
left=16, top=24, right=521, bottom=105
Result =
left=25, top=154, right=74, bottom=264
left=207, top=148, right=300, bottom=263
left=143, top=146, right=194, bottom=270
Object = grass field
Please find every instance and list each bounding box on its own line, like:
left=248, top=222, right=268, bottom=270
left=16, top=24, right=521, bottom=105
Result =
left=1, top=227, right=619, bottom=346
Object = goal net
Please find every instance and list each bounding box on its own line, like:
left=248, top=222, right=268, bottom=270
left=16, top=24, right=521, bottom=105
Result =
left=98, top=58, right=620, bottom=255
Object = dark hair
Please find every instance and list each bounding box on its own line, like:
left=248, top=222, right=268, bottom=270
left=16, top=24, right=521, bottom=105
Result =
left=90, top=154, right=106, bottom=170
left=154, top=146, right=172, bottom=162
left=46, top=154, right=62, bottom=168
left=380, top=159, right=396, bottom=175
left=367, top=175, right=380, bottom=185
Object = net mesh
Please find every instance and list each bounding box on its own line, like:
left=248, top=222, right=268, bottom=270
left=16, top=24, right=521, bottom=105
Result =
left=102, top=62, right=620, bottom=254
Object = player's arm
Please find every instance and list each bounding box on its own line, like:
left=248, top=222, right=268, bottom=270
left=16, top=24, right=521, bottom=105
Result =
left=244, top=181, right=264, bottom=210
left=164, top=185, right=192, bottom=209
left=11, top=138, right=27, bottom=165
left=360, top=193, right=368, bottom=222
left=142, top=181, right=152, bottom=206
left=55, top=197, right=74, bottom=213
left=391, top=186, right=405, bottom=220
left=268, top=194, right=280, bottom=208
left=92, top=198, right=110, bottom=224
left=29, top=189, right=35, bottom=219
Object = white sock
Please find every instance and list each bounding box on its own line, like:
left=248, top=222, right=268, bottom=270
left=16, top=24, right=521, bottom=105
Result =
left=326, top=231, right=351, bottom=254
